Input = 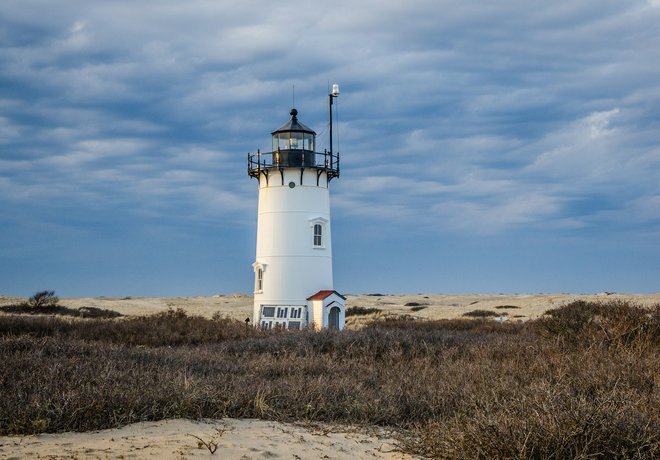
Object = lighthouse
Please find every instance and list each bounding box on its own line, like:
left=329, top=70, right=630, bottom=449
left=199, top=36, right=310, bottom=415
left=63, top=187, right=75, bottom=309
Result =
left=248, top=86, right=345, bottom=330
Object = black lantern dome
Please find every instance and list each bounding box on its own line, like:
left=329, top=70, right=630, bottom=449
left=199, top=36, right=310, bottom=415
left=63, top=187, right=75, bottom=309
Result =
left=271, top=108, right=316, bottom=152
left=248, top=107, right=339, bottom=182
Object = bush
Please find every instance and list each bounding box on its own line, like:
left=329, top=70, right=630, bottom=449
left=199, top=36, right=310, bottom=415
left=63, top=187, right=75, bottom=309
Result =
left=534, top=300, right=660, bottom=350
left=27, top=290, right=59, bottom=308
left=539, top=300, right=601, bottom=335
left=345, top=306, right=380, bottom=316
left=463, top=309, right=499, bottom=318
left=0, top=303, right=121, bottom=318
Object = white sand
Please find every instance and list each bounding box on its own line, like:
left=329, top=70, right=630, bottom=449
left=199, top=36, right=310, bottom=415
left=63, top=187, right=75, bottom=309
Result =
left=0, top=418, right=416, bottom=459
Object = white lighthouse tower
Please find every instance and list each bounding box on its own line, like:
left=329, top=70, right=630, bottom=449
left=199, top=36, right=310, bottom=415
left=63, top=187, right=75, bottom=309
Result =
left=248, top=86, right=345, bottom=330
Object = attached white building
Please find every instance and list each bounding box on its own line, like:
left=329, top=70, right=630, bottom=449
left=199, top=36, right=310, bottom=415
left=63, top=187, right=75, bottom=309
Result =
left=248, top=99, right=344, bottom=330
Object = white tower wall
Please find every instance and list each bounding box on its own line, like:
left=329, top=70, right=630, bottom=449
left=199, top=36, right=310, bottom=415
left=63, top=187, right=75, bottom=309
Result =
left=253, top=168, right=333, bottom=324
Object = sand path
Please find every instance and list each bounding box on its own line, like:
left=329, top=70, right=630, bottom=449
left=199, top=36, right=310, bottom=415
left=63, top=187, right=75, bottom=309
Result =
left=0, top=418, right=415, bottom=459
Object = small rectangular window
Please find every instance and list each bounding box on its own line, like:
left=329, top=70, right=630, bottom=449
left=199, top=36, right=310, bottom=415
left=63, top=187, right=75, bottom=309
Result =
left=288, top=321, right=301, bottom=330
left=313, top=224, right=323, bottom=247
left=262, top=307, right=275, bottom=318
left=255, top=268, right=263, bottom=292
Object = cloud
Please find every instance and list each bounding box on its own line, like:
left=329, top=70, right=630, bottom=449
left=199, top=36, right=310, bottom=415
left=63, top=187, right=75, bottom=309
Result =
left=333, top=103, right=659, bottom=235
left=1, top=0, right=659, bottom=294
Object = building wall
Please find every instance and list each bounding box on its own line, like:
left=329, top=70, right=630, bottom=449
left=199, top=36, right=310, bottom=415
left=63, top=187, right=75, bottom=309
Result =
left=310, top=299, right=324, bottom=329
left=253, top=168, right=334, bottom=324
left=308, top=294, right=345, bottom=330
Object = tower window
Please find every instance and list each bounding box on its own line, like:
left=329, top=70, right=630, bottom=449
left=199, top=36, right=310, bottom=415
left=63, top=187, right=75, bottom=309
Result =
left=308, top=217, right=328, bottom=249
left=313, top=224, right=323, bottom=247
left=252, top=262, right=266, bottom=293
left=256, top=268, right=263, bottom=293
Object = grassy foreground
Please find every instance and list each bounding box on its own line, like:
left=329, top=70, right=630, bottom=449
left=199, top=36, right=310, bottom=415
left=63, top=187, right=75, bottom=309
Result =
left=0, top=300, right=658, bottom=459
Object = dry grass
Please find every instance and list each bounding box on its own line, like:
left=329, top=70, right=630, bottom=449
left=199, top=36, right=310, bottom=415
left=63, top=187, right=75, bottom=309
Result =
left=1, top=300, right=658, bottom=459
left=345, top=306, right=381, bottom=316
left=462, top=309, right=502, bottom=318
left=0, top=303, right=121, bottom=318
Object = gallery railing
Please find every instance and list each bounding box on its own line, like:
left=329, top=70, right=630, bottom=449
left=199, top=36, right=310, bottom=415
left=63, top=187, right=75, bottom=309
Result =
left=248, top=149, right=340, bottom=180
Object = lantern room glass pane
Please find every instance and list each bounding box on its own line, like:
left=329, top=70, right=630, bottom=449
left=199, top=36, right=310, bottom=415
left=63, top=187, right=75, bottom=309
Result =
left=273, top=134, right=290, bottom=151
left=289, top=132, right=303, bottom=149
left=304, top=133, right=315, bottom=151
left=272, top=132, right=316, bottom=151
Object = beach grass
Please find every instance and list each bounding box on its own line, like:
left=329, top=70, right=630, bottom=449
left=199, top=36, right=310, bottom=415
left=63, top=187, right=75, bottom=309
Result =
left=0, top=300, right=658, bottom=458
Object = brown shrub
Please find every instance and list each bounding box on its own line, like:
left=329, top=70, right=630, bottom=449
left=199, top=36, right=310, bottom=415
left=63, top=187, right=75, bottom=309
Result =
left=28, top=290, right=59, bottom=308
left=0, top=303, right=121, bottom=318
left=533, top=300, right=660, bottom=350
left=345, top=306, right=380, bottom=316
left=0, top=308, right=263, bottom=346
left=409, top=343, right=659, bottom=459
left=463, top=309, right=500, bottom=318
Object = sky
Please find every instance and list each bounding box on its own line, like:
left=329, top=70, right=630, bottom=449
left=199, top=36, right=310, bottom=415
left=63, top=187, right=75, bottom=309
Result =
left=1, top=0, right=659, bottom=297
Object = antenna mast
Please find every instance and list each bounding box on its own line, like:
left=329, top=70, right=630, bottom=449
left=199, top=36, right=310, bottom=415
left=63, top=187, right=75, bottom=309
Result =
left=329, top=83, right=340, bottom=155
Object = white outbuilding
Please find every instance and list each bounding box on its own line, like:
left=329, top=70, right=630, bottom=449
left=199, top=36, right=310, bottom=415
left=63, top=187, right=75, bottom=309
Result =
left=248, top=89, right=344, bottom=330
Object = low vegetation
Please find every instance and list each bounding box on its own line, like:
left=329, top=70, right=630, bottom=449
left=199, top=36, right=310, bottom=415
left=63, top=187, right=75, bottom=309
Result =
left=345, top=306, right=380, bottom=316
left=28, top=290, right=59, bottom=308
left=0, top=300, right=657, bottom=459
left=0, top=304, right=121, bottom=318
left=1, top=290, right=121, bottom=318
left=462, top=309, right=502, bottom=317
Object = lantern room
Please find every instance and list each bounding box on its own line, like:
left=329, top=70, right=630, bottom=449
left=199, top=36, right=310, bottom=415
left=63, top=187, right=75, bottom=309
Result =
left=248, top=107, right=340, bottom=181
left=271, top=108, right=315, bottom=151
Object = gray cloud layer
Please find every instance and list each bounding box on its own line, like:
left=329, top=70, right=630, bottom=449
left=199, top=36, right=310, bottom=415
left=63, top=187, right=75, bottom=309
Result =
left=1, top=1, right=659, bottom=295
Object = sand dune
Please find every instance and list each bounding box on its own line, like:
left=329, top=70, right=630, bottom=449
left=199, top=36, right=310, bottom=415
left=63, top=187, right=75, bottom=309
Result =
left=0, top=418, right=415, bottom=459
left=3, top=292, right=656, bottom=325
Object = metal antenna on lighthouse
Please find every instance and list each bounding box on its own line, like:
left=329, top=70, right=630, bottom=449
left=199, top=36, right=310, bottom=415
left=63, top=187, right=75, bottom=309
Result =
left=329, top=83, right=340, bottom=156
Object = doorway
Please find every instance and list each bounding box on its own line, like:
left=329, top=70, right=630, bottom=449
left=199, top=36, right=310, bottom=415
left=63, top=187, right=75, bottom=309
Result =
left=328, top=306, right=341, bottom=330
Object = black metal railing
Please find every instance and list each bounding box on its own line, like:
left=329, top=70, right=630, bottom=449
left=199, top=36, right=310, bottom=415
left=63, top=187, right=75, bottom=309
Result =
left=248, top=149, right=340, bottom=180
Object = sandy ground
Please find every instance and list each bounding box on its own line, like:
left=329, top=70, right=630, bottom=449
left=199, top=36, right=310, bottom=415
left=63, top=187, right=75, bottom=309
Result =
left=0, top=418, right=415, bottom=459
left=2, top=292, right=657, bottom=325
left=342, top=292, right=660, bottom=327
left=1, top=292, right=658, bottom=459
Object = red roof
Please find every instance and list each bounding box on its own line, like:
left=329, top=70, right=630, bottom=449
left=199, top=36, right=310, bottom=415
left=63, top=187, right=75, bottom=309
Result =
left=307, top=290, right=346, bottom=301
